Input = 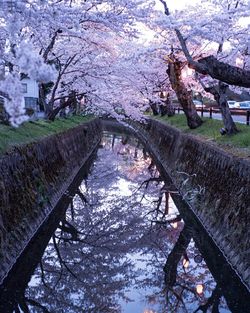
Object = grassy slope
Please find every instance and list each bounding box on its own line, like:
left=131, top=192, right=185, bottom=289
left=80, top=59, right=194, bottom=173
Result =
left=155, top=115, right=250, bottom=157
left=1, top=114, right=249, bottom=158
left=0, top=115, right=94, bottom=155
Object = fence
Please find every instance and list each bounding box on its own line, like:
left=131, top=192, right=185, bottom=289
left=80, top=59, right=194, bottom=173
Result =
left=175, top=107, right=250, bottom=126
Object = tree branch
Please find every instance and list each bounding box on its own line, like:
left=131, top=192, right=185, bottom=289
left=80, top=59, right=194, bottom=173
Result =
left=25, top=298, right=51, bottom=313
left=42, top=30, right=62, bottom=62
left=159, top=0, right=170, bottom=15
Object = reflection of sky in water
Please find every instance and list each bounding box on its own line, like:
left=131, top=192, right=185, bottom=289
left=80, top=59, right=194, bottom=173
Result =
left=21, top=132, right=237, bottom=313
left=115, top=178, right=133, bottom=196
left=119, top=253, right=161, bottom=313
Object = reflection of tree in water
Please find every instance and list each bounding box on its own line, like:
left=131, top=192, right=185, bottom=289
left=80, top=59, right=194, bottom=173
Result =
left=24, top=134, right=230, bottom=312
left=134, top=171, right=229, bottom=313
left=26, top=188, right=143, bottom=312
left=25, top=134, right=169, bottom=312
left=143, top=228, right=228, bottom=313
left=137, top=220, right=228, bottom=313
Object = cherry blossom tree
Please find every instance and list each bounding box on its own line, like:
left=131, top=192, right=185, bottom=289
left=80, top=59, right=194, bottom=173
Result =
left=158, top=0, right=250, bottom=86
left=157, top=0, right=250, bottom=133
left=0, top=0, right=157, bottom=125
left=1, top=0, right=249, bottom=131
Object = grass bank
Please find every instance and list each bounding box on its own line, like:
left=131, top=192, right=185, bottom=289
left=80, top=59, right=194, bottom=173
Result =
left=0, top=115, right=94, bottom=155
left=155, top=115, right=250, bottom=157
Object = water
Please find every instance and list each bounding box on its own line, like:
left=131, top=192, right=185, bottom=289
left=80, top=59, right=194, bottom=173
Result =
left=0, top=132, right=249, bottom=313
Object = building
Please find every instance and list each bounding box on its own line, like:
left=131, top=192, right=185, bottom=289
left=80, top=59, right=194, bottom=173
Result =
left=21, top=76, right=40, bottom=114
left=0, top=77, right=41, bottom=123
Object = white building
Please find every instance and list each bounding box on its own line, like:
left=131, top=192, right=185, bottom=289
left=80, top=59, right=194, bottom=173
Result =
left=0, top=77, right=41, bottom=123
left=21, top=77, right=40, bottom=113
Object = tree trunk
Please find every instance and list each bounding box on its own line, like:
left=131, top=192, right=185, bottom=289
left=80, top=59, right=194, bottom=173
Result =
left=68, top=90, right=78, bottom=115
left=47, top=91, right=77, bottom=121
left=149, top=100, right=159, bottom=115
left=163, top=224, right=192, bottom=287
left=167, top=56, right=203, bottom=129
left=159, top=93, right=175, bottom=117
left=47, top=98, right=67, bottom=121
left=205, top=82, right=238, bottom=135
left=0, top=103, right=10, bottom=125
left=159, top=100, right=168, bottom=116
left=38, top=83, right=53, bottom=118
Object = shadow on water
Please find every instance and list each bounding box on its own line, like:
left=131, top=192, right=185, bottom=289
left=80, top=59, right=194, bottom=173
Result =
left=0, top=128, right=249, bottom=313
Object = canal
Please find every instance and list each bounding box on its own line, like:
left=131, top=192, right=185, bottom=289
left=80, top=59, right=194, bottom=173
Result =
left=0, top=131, right=249, bottom=313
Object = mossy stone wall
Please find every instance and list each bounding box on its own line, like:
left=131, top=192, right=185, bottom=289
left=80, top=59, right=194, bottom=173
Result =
left=133, top=119, right=250, bottom=290
left=0, top=119, right=101, bottom=283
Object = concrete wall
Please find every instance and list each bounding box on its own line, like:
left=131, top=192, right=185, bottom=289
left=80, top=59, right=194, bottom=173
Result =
left=0, top=118, right=101, bottom=284
left=131, top=119, right=250, bottom=290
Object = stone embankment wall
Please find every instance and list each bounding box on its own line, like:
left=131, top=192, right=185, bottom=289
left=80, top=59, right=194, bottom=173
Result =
left=1, top=117, right=249, bottom=290
left=132, top=119, right=250, bottom=290
left=0, top=119, right=101, bottom=284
